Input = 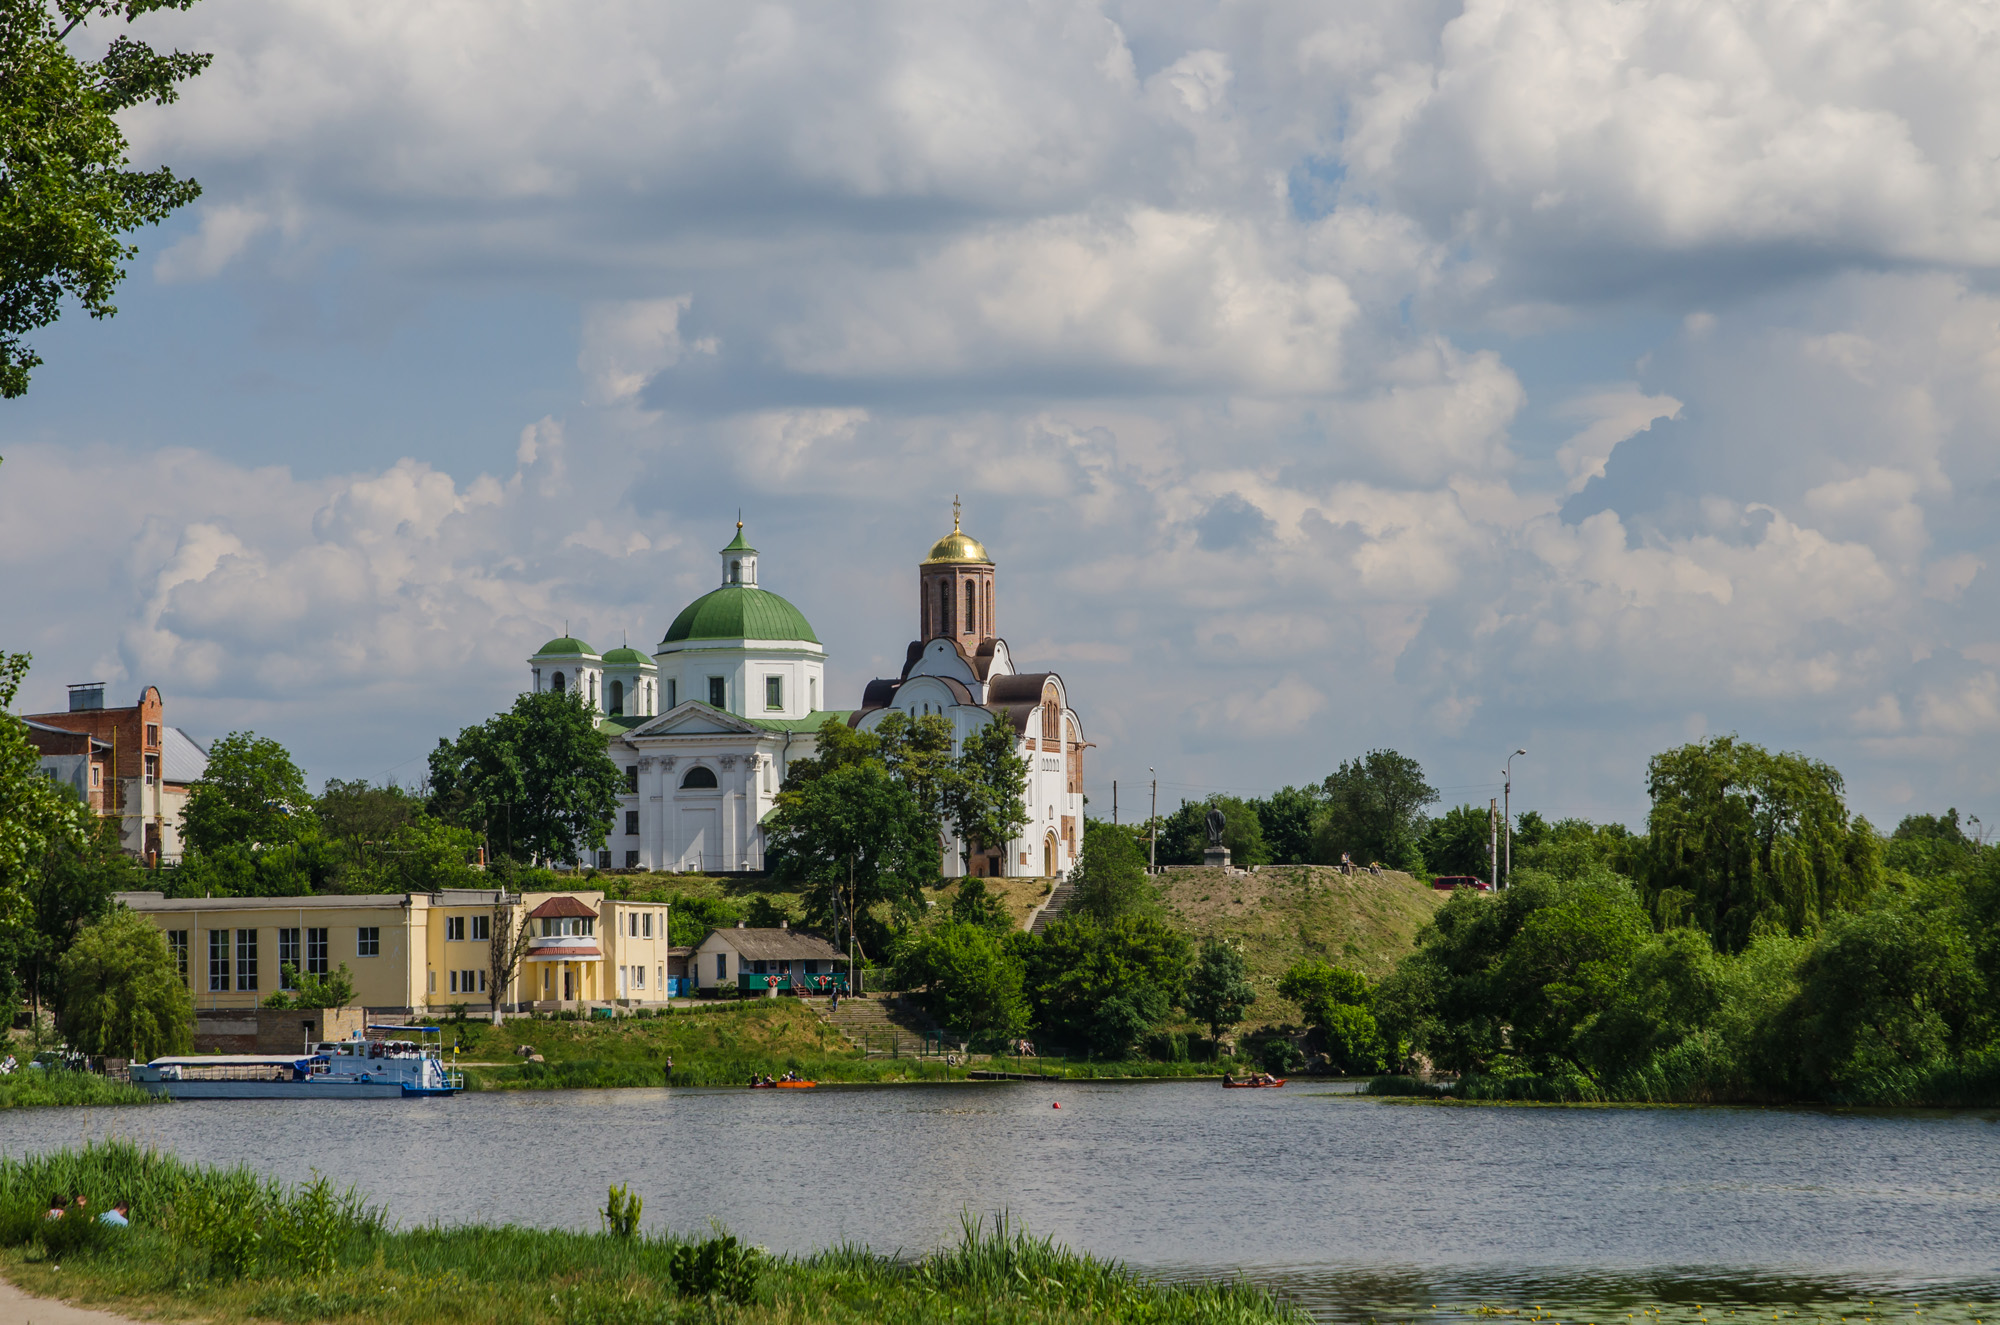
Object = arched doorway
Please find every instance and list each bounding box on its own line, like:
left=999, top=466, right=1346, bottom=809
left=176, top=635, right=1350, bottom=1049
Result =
left=1043, top=833, right=1057, bottom=878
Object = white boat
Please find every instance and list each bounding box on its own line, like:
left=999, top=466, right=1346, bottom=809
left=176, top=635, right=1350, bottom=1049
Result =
left=130, top=1025, right=466, bottom=1100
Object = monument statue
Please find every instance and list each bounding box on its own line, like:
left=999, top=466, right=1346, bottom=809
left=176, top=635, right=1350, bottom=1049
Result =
left=1204, top=805, right=1227, bottom=847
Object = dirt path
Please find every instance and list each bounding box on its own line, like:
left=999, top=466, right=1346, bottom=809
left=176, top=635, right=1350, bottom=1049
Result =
left=0, top=1275, right=150, bottom=1324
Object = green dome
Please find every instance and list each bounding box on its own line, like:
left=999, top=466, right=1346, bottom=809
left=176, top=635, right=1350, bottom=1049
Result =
left=601, top=646, right=651, bottom=665
left=663, top=584, right=819, bottom=645
left=535, top=636, right=596, bottom=657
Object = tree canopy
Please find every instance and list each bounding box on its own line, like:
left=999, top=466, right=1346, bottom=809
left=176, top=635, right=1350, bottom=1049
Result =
left=1315, top=750, right=1437, bottom=870
left=181, top=731, right=314, bottom=856
left=1184, top=936, right=1255, bottom=1045
left=58, top=906, right=192, bottom=1059
left=1640, top=736, right=1880, bottom=951
left=1066, top=819, right=1156, bottom=922
left=0, top=0, right=209, bottom=397
left=428, top=690, right=622, bottom=866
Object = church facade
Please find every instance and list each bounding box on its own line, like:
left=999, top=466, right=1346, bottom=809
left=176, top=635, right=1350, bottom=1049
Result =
left=524, top=511, right=1086, bottom=879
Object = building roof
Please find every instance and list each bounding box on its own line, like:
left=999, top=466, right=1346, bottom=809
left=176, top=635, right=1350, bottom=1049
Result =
left=528, top=895, right=599, bottom=919
left=601, top=646, right=651, bottom=665
left=746, top=710, right=852, bottom=734
left=662, top=584, right=819, bottom=646
left=722, top=522, right=756, bottom=554
left=534, top=636, right=597, bottom=657
left=923, top=508, right=991, bottom=565
left=160, top=726, right=208, bottom=784
left=985, top=672, right=1055, bottom=704
left=114, top=889, right=519, bottom=911
left=700, top=926, right=843, bottom=962
left=23, top=718, right=108, bottom=751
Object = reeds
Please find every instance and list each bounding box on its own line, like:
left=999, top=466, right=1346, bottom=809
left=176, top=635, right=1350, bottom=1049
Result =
left=0, top=1069, right=157, bottom=1110
left=0, top=1145, right=1309, bottom=1324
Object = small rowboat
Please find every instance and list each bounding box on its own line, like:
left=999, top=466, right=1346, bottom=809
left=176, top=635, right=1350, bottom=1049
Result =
left=1222, top=1078, right=1286, bottom=1088
left=749, top=1080, right=818, bottom=1089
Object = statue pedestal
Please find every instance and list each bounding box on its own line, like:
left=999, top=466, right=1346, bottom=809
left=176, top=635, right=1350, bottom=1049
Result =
left=1204, top=846, right=1232, bottom=869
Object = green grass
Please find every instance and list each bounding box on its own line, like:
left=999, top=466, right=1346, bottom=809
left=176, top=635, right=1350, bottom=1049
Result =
left=1151, top=865, right=1445, bottom=1027
left=0, top=1070, right=158, bottom=1110
left=0, top=1143, right=1307, bottom=1324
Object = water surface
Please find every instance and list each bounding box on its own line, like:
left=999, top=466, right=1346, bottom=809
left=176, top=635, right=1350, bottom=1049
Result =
left=3, top=1082, right=1994, bottom=1319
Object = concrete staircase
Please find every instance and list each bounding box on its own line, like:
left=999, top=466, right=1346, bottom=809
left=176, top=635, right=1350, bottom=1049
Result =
left=816, top=994, right=943, bottom=1056
left=1029, top=875, right=1079, bottom=934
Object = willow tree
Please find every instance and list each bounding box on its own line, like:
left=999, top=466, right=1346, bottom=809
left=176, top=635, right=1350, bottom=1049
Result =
left=1640, top=736, right=1880, bottom=952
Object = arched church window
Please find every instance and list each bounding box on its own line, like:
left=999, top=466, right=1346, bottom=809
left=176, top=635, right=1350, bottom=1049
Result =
left=610, top=680, right=624, bottom=715
left=680, top=765, right=718, bottom=789
left=730, top=560, right=741, bottom=583
left=552, top=672, right=566, bottom=695
left=964, top=579, right=975, bottom=633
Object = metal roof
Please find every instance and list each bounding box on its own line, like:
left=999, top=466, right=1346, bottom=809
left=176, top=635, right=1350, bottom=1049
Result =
left=160, top=726, right=208, bottom=784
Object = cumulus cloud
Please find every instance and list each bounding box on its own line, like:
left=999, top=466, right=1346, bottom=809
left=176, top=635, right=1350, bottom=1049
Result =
left=6, top=0, right=1997, bottom=825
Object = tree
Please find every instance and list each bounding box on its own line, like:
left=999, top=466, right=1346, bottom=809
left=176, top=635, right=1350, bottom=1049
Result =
left=1022, top=914, right=1189, bottom=1058
left=766, top=749, right=938, bottom=958
left=1067, top=819, right=1156, bottom=922
left=1277, top=959, right=1385, bottom=1073
left=1489, top=877, right=1653, bottom=1080
left=1316, top=750, right=1437, bottom=870
left=0, top=0, right=210, bottom=397
left=1254, top=785, right=1324, bottom=866
left=1640, top=736, right=1880, bottom=951
left=317, top=778, right=420, bottom=850
left=261, top=962, right=355, bottom=1010
left=948, top=877, right=1011, bottom=932
left=181, top=731, right=314, bottom=856
left=1883, top=809, right=1979, bottom=882
left=0, top=651, right=89, bottom=1009
left=428, top=691, right=622, bottom=866
left=487, top=891, right=532, bottom=1020
left=1420, top=804, right=1494, bottom=879
left=20, top=813, right=134, bottom=1015
left=1184, top=936, right=1255, bottom=1049
left=895, top=921, right=1028, bottom=1040
left=57, top=907, right=192, bottom=1059
left=943, top=711, right=1030, bottom=865
left=1154, top=795, right=1266, bottom=866
left=336, top=815, right=482, bottom=894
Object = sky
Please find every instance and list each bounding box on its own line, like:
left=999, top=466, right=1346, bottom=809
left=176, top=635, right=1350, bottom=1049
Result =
left=3, top=0, right=1998, bottom=834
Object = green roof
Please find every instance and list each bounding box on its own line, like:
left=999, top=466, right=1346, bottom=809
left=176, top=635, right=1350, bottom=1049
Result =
left=601, top=646, right=651, bottom=665
left=749, top=710, right=853, bottom=733
left=663, top=584, right=819, bottom=645
left=535, top=636, right=595, bottom=657
left=722, top=523, right=756, bottom=554
left=597, top=714, right=649, bottom=735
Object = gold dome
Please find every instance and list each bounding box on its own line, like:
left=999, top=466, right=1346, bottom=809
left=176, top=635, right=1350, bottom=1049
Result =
left=923, top=497, right=992, bottom=564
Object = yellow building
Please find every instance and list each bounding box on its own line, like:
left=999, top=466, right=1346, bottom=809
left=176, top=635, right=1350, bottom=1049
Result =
left=115, top=888, right=686, bottom=1014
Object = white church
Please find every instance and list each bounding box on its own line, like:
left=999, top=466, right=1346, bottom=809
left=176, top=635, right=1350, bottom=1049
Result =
left=525, top=510, right=1087, bottom=879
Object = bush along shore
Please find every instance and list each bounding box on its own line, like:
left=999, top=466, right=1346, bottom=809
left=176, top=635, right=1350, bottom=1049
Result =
left=0, top=1141, right=1305, bottom=1325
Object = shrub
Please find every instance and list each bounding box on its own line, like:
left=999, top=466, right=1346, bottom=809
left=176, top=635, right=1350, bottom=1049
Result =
left=36, top=1208, right=109, bottom=1260
left=601, top=1184, right=642, bottom=1239
left=669, top=1232, right=760, bottom=1305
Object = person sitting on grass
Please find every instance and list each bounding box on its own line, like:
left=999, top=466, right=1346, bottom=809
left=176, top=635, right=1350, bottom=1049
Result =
left=99, top=1201, right=129, bottom=1227
left=71, top=1192, right=89, bottom=1214
left=43, top=1193, right=65, bottom=1220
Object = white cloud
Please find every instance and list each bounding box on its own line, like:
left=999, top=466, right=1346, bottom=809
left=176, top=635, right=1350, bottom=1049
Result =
left=1554, top=387, right=1683, bottom=493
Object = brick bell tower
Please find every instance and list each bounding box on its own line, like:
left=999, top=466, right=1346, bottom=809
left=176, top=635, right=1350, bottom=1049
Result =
left=919, top=496, right=996, bottom=649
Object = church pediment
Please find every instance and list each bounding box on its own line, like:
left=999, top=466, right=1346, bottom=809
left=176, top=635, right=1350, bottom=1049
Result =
left=627, top=703, right=764, bottom=738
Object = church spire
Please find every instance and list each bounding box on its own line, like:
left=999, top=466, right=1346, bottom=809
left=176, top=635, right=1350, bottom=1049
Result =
left=918, top=499, right=996, bottom=647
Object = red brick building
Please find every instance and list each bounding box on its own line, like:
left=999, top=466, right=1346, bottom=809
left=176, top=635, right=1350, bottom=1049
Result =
left=23, top=682, right=206, bottom=864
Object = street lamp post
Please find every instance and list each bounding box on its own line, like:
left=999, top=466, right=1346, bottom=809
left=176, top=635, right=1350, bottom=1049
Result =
left=1503, top=749, right=1527, bottom=890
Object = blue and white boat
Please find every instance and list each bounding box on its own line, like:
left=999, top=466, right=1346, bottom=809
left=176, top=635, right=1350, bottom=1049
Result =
left=130, top=1025, right=465, bottom=1100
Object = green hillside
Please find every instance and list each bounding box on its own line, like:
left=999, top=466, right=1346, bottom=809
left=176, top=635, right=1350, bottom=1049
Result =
left=1153, top=865, right=1446, bottom=1026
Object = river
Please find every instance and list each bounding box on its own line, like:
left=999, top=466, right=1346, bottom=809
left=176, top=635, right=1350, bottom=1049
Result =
left=2, top=1081, right=1995, bottom=1320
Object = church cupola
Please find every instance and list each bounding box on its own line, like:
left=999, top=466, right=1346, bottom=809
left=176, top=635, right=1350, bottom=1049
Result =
left=721, top=522, right=758, bottom=587
left=919, top=497, right=996, bottom=648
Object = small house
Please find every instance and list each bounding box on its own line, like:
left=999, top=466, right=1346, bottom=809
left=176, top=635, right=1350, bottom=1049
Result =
left=689, top=922, right=848, bottom=995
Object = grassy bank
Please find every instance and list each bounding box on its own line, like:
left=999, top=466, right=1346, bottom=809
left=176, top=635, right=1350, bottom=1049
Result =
left=0, top=1070, right=157, bottom=1110
left=0, top=1141, right=1303, bottom=1324
left=1364, top=1052, right=2000, bottom=1108
left=438, top=1001, right=1240, bottom=1089
left=1154, top=865, right=1443, bottom=1024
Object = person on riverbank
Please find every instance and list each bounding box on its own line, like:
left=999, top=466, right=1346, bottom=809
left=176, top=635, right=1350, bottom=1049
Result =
left=43, top=1194, right=65, bottom=1220
left=99, top=1201, right=129, bottom=1228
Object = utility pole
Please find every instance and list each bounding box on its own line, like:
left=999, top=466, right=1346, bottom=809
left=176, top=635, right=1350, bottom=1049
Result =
left=1488, top=798, right=1499, bottom=892
left=1112, top=780, right=1118, bottom=826
left=1503, top=749, right=1527, bottom=891
left=847, top=852, right=857, bottom=998
left=1148, top=770, right=1158, bottom=874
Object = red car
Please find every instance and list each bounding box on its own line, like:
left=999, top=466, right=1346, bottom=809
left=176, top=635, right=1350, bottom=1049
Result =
left=1431, top=875, right=1490, bottom=891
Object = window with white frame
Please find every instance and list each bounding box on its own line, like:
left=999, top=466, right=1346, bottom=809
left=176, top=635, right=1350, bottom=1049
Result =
left=358, top=927, right=380, bottom=957
left=278, top=928, right=300, bottom=989
left=445, top=916, right=465, bottom=941
left=307, top=927, right=328, bottom=974
left=471, top=915, right=489, bottom=942
left=236, top=929, right=258, bottom=991
left=208, top=929, right=228, bottom=991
